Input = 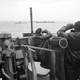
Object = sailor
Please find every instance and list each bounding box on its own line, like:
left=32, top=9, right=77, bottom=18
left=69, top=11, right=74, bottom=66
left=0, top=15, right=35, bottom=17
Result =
left=30, top=28, right=55, bottom=79
left=30, top=28, right=52, bottom=61
left=57, top=21, right=80, bottom=80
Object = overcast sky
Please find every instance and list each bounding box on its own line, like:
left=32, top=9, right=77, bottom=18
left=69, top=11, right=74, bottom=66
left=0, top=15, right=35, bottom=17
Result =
left=0, top=0, right=80, bottom=22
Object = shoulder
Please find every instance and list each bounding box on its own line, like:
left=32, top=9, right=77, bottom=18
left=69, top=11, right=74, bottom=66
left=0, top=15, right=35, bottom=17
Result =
left=67, top=32, right=80, bottom=37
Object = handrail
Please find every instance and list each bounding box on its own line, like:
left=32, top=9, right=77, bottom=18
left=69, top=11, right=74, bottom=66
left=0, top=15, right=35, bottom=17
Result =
left=14, top=44, right=55, bottom=52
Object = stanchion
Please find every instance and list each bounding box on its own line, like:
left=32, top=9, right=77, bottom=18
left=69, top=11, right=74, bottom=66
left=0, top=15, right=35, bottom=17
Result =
left=28, top=37, right=37, bottom=80
left=28, top=47, right=37, bottom=80
left=22, top=48, right=29, bottom=80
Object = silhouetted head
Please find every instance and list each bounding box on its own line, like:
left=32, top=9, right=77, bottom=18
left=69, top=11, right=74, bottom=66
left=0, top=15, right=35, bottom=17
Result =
left=74, top=21, right=80, bottom=31
left=66, top=23, right=74, bottom=28
left=42, top=29, right=49, bottom=33
left=35, top=28, right=42, bottom=36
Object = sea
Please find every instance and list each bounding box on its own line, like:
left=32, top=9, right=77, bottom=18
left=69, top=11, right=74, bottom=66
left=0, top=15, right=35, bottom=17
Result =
left=0, top=21, right=69, bottom=38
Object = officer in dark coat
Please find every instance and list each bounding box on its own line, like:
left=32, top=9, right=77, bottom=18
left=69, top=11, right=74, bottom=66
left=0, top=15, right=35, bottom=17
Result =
left=57, top=21, right=80, bottom=80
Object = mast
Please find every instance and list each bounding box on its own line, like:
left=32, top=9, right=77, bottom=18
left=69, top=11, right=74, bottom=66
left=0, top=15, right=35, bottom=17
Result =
left=30, top=7, right=33, bottom=34
left=29, top=7, right=37, bottom=80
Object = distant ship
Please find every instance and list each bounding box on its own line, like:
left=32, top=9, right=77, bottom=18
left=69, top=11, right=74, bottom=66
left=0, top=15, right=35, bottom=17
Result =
left=15, top=21, right=27, bottom=24
left=36, top=21, right=55, bottom=23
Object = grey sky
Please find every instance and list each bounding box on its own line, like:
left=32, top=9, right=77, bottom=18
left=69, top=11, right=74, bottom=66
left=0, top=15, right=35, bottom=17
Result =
left=0, top=0, right=80, bottom=22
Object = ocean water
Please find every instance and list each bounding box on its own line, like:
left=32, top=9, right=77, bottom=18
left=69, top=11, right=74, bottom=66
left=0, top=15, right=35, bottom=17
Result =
left=0, top=21, right=68, bottom=38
